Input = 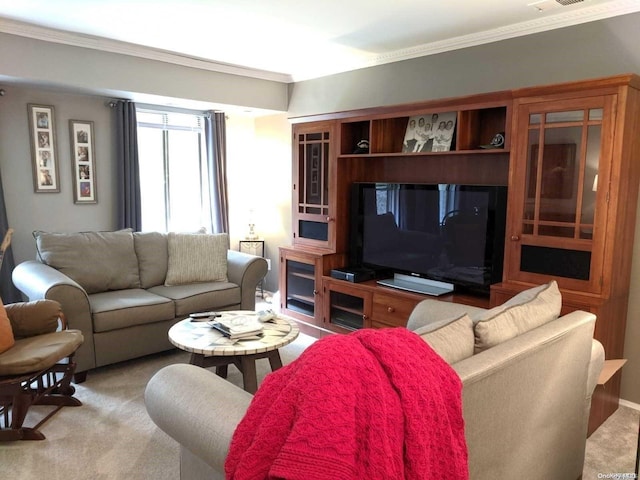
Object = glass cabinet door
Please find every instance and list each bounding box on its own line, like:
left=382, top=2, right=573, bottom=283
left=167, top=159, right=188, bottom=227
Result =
left=507, top=95, right=615, bottom=293
left=292, top=121, right=335, bottom=248
left=322, top=280, right=372, bottom=333
left=284, top=259, right=317, bottom=318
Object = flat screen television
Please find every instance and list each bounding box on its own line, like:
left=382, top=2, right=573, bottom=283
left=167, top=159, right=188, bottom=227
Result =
left=350, top=182, right=508, bottom=295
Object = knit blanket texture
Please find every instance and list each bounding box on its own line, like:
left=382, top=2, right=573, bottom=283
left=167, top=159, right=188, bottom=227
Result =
left=225, top=327, right=468, bottom=479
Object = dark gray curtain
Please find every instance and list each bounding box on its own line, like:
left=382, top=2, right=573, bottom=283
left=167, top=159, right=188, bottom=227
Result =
left=115, top=100, right=142, bottom=231
left=0, top=170, right=21, bottom=303
left=204, top=112, right=229, bottom=233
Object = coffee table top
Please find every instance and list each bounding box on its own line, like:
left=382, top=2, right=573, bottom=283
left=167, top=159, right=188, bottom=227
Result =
left=168, top=311, right=300, bottom=357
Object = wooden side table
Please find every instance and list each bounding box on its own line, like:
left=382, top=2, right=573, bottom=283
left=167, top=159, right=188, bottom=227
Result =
left=239, top=239, right=265, bottom=298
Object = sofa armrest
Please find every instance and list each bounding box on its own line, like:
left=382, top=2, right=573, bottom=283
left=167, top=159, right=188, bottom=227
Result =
left=12, top=260, right=96, bottom=373
left=145, top=364, right=252, bottom=474
left=406, top=299, right=486, bottom=332
left=453, top=310, right=596, bottom=479
left=226, top=250, right=268, bottom=310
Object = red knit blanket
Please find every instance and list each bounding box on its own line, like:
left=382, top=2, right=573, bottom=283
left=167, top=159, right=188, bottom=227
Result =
left=225, top=327, right=468, bottom=479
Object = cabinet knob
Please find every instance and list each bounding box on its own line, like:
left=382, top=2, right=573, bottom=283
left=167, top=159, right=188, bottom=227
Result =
left=510, top=235, right=520, bottom=241
left=387, top=306, right=395, bottom=313
left=313, top=290, right=319, bottom=296
left=326, top=216, right=334, bottom=222
left=362, top=314, right=368, bottom=320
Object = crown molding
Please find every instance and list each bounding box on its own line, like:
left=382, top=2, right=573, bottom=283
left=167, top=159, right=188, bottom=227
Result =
left=356, top=0, right=640, bottom=72
left=0, top=18, right=295, bottom=83
left=2, top=0, right=640, bottom=84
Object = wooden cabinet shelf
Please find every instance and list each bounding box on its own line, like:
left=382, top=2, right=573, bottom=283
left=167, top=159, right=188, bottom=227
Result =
left=289, top=293, right=315, bottom=304
left=338, top=148, right=510, bottom=159
left=289, top=272, right=315, bottom=281
left=339, top=104, right=509, bottom=156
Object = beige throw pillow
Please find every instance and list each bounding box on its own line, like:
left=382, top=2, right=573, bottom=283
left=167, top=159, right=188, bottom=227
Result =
left=164, top=232, right=229, bottom=286
left=414, top=314, right=475, bottom=364
left=473, top=280, right=561, bottom=353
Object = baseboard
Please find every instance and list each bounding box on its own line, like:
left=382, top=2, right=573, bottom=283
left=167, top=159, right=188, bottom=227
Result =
left=619, top=398, right=640, bottom=411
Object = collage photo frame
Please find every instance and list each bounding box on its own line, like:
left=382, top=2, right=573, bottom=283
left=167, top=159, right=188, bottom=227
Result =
left=69, top=120, right=97, bottom=204
left=28, top=104, right=60, bottom=192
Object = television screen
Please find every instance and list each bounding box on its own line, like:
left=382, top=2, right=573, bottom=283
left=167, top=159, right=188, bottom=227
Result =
left=350, top=183, right=507, bottom=293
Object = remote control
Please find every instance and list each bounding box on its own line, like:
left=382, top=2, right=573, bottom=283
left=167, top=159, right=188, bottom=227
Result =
left=189, top=311, right=220, bottom=319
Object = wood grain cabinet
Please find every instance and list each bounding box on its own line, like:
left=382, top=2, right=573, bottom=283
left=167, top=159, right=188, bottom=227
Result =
left=371, top=292, right=419, bottom=329
left=321, top=278, right=486, bottom=332
left=279, top=246, right=346, bottom=328
left=495, top=76, right=640, bottom=359
left=492, top=75, right=640, bottom=432
left=322, top=278, right=372, bottom=333
left=292, top=121, right=340, bottom=251
left=281, top=74, right=640, bottom=433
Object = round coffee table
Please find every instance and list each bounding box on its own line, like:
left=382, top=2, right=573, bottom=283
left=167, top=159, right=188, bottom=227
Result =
left=168, top=311, right=299, bottom=394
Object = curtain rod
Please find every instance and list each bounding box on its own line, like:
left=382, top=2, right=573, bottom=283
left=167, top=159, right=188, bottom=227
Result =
left=106, top=99, right=130, bottom=108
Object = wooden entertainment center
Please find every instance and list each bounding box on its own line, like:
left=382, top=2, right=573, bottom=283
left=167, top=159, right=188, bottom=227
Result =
left=279, top=74, right=640, bottom=433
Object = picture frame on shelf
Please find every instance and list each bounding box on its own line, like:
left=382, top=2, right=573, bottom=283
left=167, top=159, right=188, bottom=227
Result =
left=27, top=104, right=60, bottom=192
left=430, top=111, right=457, bottom=152
left=402, top=111, right=457, bottom=153
left=69, top=119, right=97, bottom=204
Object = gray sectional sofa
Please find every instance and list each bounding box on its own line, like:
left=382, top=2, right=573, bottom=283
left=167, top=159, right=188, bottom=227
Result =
left=145, top=281, right=604, bottom=480
left=12, top=229, right=267, bottom=381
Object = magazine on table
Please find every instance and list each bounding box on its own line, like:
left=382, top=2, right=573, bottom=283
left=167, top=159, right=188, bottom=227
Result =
left=209, top=315, right=264, bottom=339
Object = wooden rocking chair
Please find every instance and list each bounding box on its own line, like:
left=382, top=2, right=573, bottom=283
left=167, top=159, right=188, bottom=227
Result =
left=0, top=228, right=84, bottom=440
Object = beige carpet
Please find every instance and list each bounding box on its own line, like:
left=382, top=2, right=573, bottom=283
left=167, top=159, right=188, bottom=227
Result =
left=583, top=404, right=639, bottom=478
left=0, top=333, right=315, bottom=480
left=1, top=329, right=638, bottom=479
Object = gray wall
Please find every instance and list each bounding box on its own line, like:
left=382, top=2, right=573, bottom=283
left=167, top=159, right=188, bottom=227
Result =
left=0, top=32, right=288, bottom=113
left=288, top=12, right=640, bottom=116
left=287, top=12, right=640, bottom=406
left=0, top=86, right=117, bottom=263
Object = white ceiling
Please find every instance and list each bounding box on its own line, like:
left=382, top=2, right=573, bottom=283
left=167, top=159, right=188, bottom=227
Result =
left=1, top=0, right=639, bottom=82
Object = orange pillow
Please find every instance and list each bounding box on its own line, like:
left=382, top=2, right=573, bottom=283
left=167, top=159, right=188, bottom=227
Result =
left=0, top=302, right=15, bottom=354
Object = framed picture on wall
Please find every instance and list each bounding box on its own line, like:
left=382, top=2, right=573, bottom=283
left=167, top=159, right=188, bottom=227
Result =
left=69, top=119, right=97, bottom=204
left=27, top=104, right=60, bottom=193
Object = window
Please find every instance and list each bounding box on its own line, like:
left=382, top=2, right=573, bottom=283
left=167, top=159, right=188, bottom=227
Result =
left=137, top=109, right=211, bottom=232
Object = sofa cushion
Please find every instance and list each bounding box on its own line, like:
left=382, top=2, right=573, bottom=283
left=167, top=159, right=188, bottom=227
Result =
left=473, top=281, right=561, bottom=353
left=89, top=289, right=175, bottom=333
left=34, top=229, right=141, bottom=294
left=5, top=300, right=61, bottom=339
left=149, top=282, right=241, bottom=317
left=414, top=314, right=475, bottom=364
left=164, top=233, right=229, bottom=286
left=0, top=302, right=15, bottom=354
left=134, top=232, right=169, bottom=289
